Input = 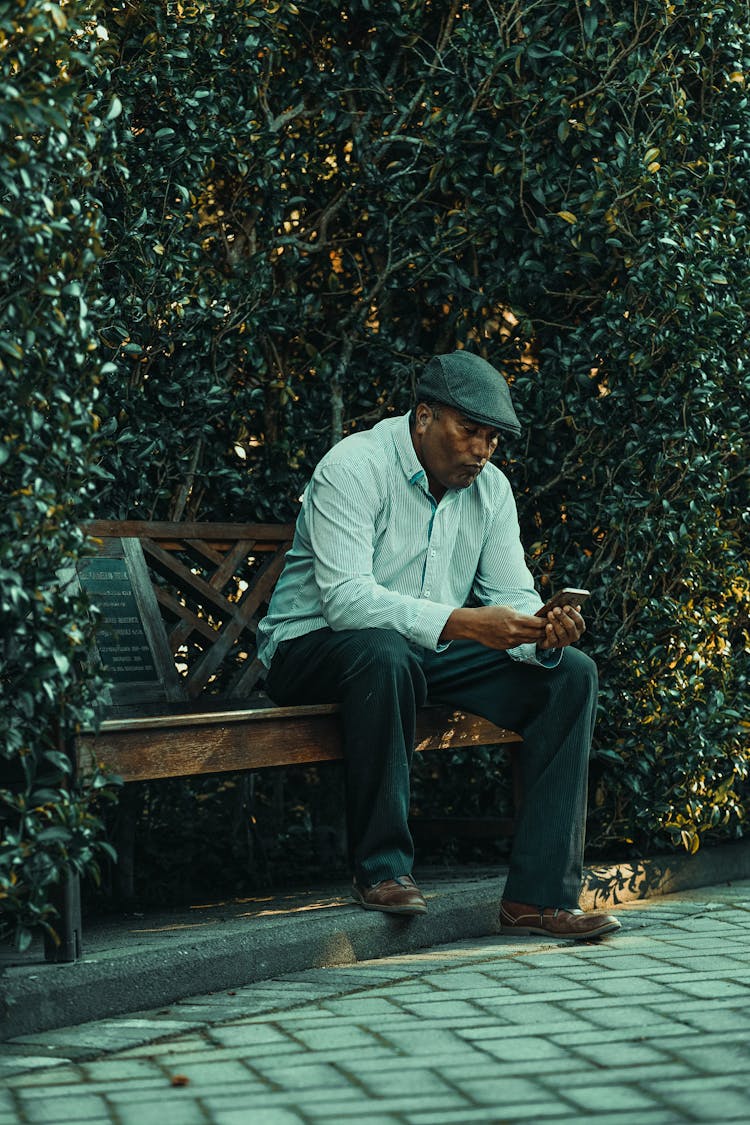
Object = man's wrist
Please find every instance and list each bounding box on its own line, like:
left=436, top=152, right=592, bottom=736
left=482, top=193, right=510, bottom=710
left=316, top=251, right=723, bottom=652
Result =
left=439, top=607, right=476, bottom=644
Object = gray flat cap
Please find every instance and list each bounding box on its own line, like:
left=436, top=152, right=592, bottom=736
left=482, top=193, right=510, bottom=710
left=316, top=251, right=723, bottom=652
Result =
left=416, top=352, right=521, bottom=436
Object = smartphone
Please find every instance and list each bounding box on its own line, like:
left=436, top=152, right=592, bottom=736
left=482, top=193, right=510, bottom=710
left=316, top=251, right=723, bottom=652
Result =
left=535, top=588, right=591, bottom=617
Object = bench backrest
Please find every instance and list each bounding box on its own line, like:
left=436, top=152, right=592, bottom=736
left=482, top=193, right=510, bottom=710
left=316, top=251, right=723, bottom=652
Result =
left=75, top=522, right=294, bottom=715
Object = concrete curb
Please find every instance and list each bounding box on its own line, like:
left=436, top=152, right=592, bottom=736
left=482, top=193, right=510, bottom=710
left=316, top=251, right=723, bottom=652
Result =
left=580, top=838, right=750, bottom=907
left=3, top=839, right=750, bottom=1042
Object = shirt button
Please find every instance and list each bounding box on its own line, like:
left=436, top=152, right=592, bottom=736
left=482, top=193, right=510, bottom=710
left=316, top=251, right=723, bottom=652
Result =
left=430, top=550, right=436, bottom=557
left=424, top=590, right=431, bottom=597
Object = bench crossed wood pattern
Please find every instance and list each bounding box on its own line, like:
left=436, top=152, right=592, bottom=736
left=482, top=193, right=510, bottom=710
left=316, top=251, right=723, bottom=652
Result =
left=84, top=521, right=294, bottom=702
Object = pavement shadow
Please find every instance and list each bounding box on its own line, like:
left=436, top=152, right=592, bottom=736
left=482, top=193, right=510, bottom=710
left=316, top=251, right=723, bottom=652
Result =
left=582, top=841, right=750, bottom=908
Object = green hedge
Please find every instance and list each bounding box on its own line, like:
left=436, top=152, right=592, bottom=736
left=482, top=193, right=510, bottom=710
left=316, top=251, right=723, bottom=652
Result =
left=2, top=0, right=749, bottom=940
left=0, top=0, right=119, bottom=947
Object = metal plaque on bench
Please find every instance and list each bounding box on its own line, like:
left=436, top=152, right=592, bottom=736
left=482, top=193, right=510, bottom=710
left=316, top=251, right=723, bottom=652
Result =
left=78, top=558, right=158, bottom=683
left=75, top=539, right=185, bottom=709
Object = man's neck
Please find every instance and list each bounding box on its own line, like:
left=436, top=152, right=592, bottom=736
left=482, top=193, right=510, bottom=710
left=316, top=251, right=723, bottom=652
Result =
left=427, top=478, right=446, bottom=503
left=409, top=422, right=445, bottom=502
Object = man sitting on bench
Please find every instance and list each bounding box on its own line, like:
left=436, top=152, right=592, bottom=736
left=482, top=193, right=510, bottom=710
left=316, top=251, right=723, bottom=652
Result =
left=258, top=351, right=620, bottom=940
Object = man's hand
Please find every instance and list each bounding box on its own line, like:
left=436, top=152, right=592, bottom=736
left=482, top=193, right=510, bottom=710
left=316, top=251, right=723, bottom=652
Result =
left=537, top=605, right=586, bottom=650
left=440, top=605, right=547, bottom=650
left=440, top=603, right=586, bottom=652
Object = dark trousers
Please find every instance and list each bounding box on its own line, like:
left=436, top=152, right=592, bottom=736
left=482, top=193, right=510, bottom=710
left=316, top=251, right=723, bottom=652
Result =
left=265, top=627, right=597, bottom=908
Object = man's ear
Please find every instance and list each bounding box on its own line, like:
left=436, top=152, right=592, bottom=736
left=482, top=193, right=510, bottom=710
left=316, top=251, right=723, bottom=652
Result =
left=415, top=403, right=432, bottom=430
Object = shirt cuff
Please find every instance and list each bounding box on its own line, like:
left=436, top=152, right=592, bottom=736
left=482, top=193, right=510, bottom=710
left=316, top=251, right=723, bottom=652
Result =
left=412, top=600, right=455, bottom=651
left=509, top=641, right=563, bottom=668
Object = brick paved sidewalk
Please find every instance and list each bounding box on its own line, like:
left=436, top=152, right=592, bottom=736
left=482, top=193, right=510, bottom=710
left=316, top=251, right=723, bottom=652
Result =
left=3, top=881, right=750, bottom=1124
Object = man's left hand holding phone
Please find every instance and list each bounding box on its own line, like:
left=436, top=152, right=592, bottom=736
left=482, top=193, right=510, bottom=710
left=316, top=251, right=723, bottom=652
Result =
left=536, top=588, right=590, bottom=651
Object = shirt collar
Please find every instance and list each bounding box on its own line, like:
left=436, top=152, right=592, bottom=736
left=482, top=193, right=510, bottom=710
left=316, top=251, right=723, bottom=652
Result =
left=393, top=412, right=427, bottom=486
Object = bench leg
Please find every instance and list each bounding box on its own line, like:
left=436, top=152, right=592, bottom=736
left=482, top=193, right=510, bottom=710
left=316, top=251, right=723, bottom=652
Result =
left=242, top=774, right=272, bottom=888
left=44, top=868, right=82, bottom=963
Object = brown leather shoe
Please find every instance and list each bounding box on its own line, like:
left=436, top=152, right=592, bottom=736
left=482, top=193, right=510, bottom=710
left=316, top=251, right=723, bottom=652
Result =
left=500, top=898, right=621, bottom=940
left=352, top=874, right=428, bottom=916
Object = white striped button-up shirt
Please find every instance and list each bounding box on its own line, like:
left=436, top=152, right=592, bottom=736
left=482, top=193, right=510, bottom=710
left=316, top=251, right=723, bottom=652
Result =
left=257, top=412, right=555, bottom=668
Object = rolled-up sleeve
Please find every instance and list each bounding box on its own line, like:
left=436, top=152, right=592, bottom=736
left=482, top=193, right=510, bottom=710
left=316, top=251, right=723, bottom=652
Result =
left=307, top=461, right=454, bottom=650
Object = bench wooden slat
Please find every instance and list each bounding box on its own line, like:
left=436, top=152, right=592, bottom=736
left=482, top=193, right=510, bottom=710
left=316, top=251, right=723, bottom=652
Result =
left=411, top=816, right=517, bottom=841
left=207, top=537, right=257, bottom=590
left=119, top=538, right=186, bottom=703
left=77, top=707, right=523, bottom=782
left=93, top=702, right=342, bottom=731
left=85, top=521, right=296, bottom=541
left=186, top=539, right=227, bottom=567
left=229, top=654, right=270, bottom=698
left=154, top=586, right=218, bottom=647
left=154, top=584, right=214, bottom=635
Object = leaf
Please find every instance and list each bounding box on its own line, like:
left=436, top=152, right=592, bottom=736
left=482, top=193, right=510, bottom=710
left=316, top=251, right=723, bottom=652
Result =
left=15, top=928, right=33, bottom=953
left=36, top=827, right=73, bottom=843
left=49, top=5, right=67, bottom=30
left=557, top=211, right=577, bottom=224
left=107, top=96, right=123, bottom=121
left=42, top=752, right=73, bottom=774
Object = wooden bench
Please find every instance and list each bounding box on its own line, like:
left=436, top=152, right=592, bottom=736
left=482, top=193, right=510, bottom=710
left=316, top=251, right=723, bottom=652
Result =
left=50, top=521, right=523, bottom=962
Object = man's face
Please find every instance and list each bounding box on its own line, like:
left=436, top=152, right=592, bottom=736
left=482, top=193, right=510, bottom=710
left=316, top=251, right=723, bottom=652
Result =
left=412, top=403, right=500, bottom=499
